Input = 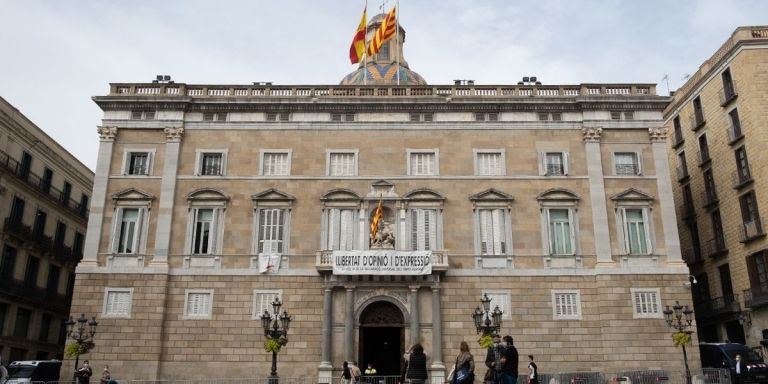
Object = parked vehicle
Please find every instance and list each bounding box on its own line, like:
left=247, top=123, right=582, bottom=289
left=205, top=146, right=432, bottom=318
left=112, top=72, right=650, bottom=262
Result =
left=700, top=343, right=768, bottom=384
left=5, top=360, right=62, bottom=384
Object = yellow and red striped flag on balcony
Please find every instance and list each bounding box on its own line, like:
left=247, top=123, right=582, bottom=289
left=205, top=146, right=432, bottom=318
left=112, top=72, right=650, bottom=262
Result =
left=349, top=7, right=368, bottom=64
left=366, top=6, right=396, bottom=57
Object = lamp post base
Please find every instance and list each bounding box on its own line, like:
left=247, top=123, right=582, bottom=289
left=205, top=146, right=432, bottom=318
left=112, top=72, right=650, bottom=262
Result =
left=269, top=351, right=279, bottom=384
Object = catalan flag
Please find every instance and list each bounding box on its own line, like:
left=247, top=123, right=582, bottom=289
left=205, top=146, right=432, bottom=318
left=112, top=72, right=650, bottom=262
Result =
left=370, top=199, right=383, bottom=240
left=366, top=6, right=396, bottom=57
left=349, top=7, right=367, bottom=64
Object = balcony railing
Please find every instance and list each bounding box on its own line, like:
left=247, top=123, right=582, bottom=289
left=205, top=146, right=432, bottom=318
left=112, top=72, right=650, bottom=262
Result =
left=727, top=121, right=744, bottom=145
left=545, top=164, right=565, bottom=176
left=676, top=165, right=689, bottom=181
left=672, top=130, right=685, bottom=148
left=690, top=113, right=706, bottom=131
left=704, top=188, right=719, bottom=207
left=698, top=148, right=711, bottom=165
left=0, top=150, right=89, bottom=219
left=3, top=218, right=82, bottom=263
left=744, top=285, right=768, bottom=309
left=694, top=294, right=740, bottom=318
left=615, top=163, right=639, bottom=176
left=719, top=85, right=738, bottom=106
left=741, top=217, right=766, bottom=242
left=703, top=237, right=728, bottom=258
left=732, top=168, right=753, bottom=189
left=0, top=277, right=70, bottom=314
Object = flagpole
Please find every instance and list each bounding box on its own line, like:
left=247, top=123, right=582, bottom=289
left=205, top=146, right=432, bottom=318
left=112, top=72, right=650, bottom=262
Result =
left=363, top=0, right=368, bottom=86
left=395, top=0, right=400, bottom=85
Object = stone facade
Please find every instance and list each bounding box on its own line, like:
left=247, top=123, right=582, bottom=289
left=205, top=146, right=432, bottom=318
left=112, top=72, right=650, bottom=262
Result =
left=664, top=26, right=768, bottom=348
left=72, top=17, right=694, bottom=382
left=0, top=97, right=94, bottom=363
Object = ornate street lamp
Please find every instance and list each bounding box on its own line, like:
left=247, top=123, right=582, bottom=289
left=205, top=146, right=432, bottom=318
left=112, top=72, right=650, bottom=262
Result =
left=663, top=301, right=694, bottom=384
left=472, top=293, right=503, bottom=336
left=260, top=297, right=291, bottom=384
left=65, top=313, right=98, bottom=381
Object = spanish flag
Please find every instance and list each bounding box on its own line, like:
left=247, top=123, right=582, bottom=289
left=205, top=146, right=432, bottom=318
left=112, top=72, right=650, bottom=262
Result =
left=349, top=7, right=367, bottom=64
left=366, top=6, right=396, bottom=57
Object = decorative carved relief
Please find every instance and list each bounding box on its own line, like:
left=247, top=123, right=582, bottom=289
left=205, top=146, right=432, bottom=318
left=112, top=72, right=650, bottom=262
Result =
left=648, top=127, right=668, bottom=142
left=581, top=127, right=602, bottom=142
left=359, top=301, right=405, bottom=325
left=97, top=126, right=117, bottom=140
left=164, top=127, right=185, bottom=141
left=356, top=288, right=408, bottom=309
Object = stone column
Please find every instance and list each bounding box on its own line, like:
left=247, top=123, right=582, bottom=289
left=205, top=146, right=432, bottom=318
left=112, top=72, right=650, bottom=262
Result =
left=583, top=127, right=613, bottom=265
left=79, top=126, right=117, bottom=268
left=345, top=286, right=355, bottom=361
left=151, top=127, right=184, bottom=267
left=409, top=285, right=420, bottom=345
left=650, top=127, right=683, bottom=263
left=430, top=286, right=445, bottom=384
left=318, top=286, right=334, bottom=383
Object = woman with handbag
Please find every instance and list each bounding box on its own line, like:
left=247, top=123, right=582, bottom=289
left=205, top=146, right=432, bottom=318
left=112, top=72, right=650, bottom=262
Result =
left=447, top=341, right=475, bottom=384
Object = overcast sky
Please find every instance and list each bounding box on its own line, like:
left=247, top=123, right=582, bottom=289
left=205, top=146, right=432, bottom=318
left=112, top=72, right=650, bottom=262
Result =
left=1, top=0, right=766, bottom=170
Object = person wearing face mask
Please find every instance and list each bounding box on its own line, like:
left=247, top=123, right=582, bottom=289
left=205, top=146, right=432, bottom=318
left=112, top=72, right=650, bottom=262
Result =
left=76, top=360, right=93, bottom=384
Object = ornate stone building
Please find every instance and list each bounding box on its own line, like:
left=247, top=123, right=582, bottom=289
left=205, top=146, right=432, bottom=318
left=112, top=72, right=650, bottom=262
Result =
left=72, top=16, right=693, bottom=380
left=0, top=97, right=93, bottom=363
left=665, top=26, right=768, bottom=348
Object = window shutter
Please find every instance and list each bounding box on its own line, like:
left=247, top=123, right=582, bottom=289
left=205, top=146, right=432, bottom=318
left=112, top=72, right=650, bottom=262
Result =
left=538, top=152, right=546, bottom=176
left=636, top=152, right=643, bottom=175
left=411, top=211, right=418, bottom=250
left=427, top=210, right=437, bottom=251
left=417, top=210, right=426, bottom=250
left=617, top=208, right=628, bottom=254
left=642, top=208, right=652, bottom=254
left=480, top=210, right=490, bottom=255
left=134, top=208, right=145, bottom=254
left=563, top=152, right=570, bottom=175
left=492, top=209, right=503, bottom=255
left=747, top=254, right=759, bottom=290
left=211, top=208, right=221, bottom=254
left=340, top=209, right=353, bottom=250
left=329, top=209, right=340, bottom=250
left=567, top=210, right=576, bottom=254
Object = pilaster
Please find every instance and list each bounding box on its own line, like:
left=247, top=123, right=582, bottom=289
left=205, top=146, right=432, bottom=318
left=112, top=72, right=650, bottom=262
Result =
left=649, top=127, right=683, bottom=264
left=318, top=286, right=334, bottom=383
left=345, top=285, right=355, bottom=361
left=79, top=126, right=117, bottom=268
left=151, top=127, right=184, bottom=267
left=582, top=127, right=613, bottom=266
left=409, top=285, right=420, bottom=346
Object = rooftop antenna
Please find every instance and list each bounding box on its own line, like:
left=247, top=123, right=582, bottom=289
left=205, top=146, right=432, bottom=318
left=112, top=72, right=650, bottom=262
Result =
left=661, top=74, right=670, bottom=95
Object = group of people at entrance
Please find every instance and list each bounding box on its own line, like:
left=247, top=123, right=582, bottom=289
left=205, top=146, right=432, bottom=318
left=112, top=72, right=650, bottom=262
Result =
left=340, top=336, right=539, bottom=384
left=448, top=335, right=538, bottom=384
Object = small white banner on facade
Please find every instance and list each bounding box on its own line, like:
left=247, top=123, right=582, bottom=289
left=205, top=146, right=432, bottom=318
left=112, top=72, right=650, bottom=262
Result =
left=332, top=250, right=432, bottom=275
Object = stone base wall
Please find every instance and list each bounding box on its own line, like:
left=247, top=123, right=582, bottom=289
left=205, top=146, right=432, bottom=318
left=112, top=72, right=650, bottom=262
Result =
left=66, top=271, right=699, bottom=380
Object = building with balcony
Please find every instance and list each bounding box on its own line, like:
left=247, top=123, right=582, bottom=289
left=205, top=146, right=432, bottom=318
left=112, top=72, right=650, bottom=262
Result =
left=665, top=26, right=768, bottom=347
left=0, top=97, right=93, bottom=363
left=71, top=16, right=693, bottom=380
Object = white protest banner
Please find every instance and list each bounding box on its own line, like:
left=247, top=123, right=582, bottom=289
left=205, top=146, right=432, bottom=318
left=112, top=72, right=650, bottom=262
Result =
left=332, top=250, right=432, bottom=275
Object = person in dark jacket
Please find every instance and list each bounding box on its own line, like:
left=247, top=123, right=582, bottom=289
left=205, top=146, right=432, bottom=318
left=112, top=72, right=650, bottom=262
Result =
left=502, top=336, right=519, bottom=384
left=405, top=344, right=429, bottom=384
left=76, top=360, right=93, bottom=384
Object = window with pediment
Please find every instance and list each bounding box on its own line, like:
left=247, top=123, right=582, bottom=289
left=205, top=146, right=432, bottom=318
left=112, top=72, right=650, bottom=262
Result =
left=611, top=188, right=655, bottom=255
left=537, top=189, right=580, bottom=255
left=185, top=188, right=229, bottom=255
left=252, top=189, right=294, bottom=256
left=470, top=189, right=514, bottom=258
left=404, top=189, right=445, bottom=251
left=321, top=189, right=362, bottom=251
left=109, top=188, right=154, bottom=255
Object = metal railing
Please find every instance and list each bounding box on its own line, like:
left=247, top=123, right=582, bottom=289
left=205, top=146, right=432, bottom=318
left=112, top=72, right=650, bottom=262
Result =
left=4, top=218, right=82, bottom=262
left=741, top=217, right=765, bottom=242
left=727, top=122, right=743, bottom=144
left=695, top=294, right=741, bottom=318
left=676, top=165, right=689, bottom=181
left=0, top=149, right=89, bottom=219
left=719, top=85, right=738, bottom=106
left=703, top=237, right=727, bottom=258
left=545, top=164, right=565, bottom=176
left=744, top=284, right=768, bottom=309
left=689, top=113, right=706, bottom=131
left=698, top=149, right=710, bottom=165
left=615, top=164, right=639, bottom=176
left=732, top=168, right=752, bottom=188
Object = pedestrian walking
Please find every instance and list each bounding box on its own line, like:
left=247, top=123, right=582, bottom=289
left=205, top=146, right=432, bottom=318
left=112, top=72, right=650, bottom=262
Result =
left=341, top=361, right=352, bottom=384
left=484, top=335, right=507, bottom=384
left=76, top=360, right=93, bottom=384
left=502, top=336, right=519, bottom=384
left=349, top=361, right=362, bottom=384
left=405, top=344, right=429, bottom=384
left=100, top=365, right=111, bottom=384
left=527, top=356, right=538, bottom=384
left=447, top=341, right=475, bottom=384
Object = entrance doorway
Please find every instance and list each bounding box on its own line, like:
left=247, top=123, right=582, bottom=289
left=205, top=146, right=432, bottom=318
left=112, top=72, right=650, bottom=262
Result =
left=359, top=301, right=404, bottom=376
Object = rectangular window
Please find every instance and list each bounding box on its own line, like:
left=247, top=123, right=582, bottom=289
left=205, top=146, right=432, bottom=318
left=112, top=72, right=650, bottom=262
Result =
left=38, top=314, right=51, bottom=342
left=728, top=109, right=743, bottom=142
left=184, top=290, right=213, bottom=319
left=476, top=151, right=504, bottom=176
left=61, top=181, right=72, bottom=204
left=409, top=151, right=437, bottom=176
left=199, top=152, right=224, bottom=176
left=703, top=169, right=717, bottom=204
left=266, top=112, right=290, bottom=122
left=543, top=152, right=567, bottom=176
left=478, top=209, right=507, bottom=255
left=411, top=208, right=437, bottom=251
left=631, top=289, right=662, bottom=318
left=258, top=209, right=285, bottom=254
left=624, top=111, right=634, bottom=120
left=79, top=194, right=89, bottom=217
left=46, top=264, right=60, bottom=295
left=115, top=208, right=141, bottom=254
left=102, top=288, right=133, bottom=318
left=551, top=113, right=561, bottom=121
left=747, top=251, right=768, bottom=295
left=131, top=111, right=155, bottom=120
left=192, top=208, right=215, bottom=255
left=740, top=191, right=762, bottom=239
left=673, top=116, right=683, bottom=146
left=33, top=210, right=46, bottom=237
left=735, top=146, right=751, bottom=184
left=125, top=151, right=152, bottom=175
left=692, top=96, right=705, bottom=127
left=722, top=68, right=736, bottom=102
left=203, top=112, right=227, bottom=122
left=547, top=209, right=574, bottom=255
left=621, top=208, right=650, bottom=255
left=677, top=152, right=688, bottom=180
left=262, top=152, right=291, bottom=176
left=24, top=256, right=39, bottom=288
left=331, top=113, right=355, bottom=122
left=54, top=221, right=66, bottom=247
left=698, top=134, right=710, bottom=164
left=73, top=232, right=84, bottom=256
left=0, top=303, right=7, bottom=335
left=611, top=111, right=622, bottom=120
left=20, top=152, right=32, bottom=180
left=327, top=208, right=356, bottom=250
left=252, top=290, right=282, bottom=319
left=711, top=210, right=726, bottom=251
left=614, top=152, right=640, bottom=175
left=1, top=246, right=17, bottom=280
left=41, top=168, right=53, bottom=194
left=552, top=290, right=581, bottom=320
left=329, top=152, right=357, bottom=176
left=537, top=112, right=549, bottom=121
left=13, top=308, right=31, bottom=338
left=481, top=291, right=510, bottom=319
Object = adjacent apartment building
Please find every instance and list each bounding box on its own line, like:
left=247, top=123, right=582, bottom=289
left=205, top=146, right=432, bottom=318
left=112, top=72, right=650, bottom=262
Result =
left=0, top=97, right=94, bottom=363
left=665, top=26, right=768, bottom=347
left=71, top=16, right=694, bottom=380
